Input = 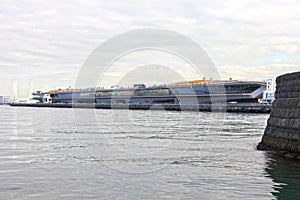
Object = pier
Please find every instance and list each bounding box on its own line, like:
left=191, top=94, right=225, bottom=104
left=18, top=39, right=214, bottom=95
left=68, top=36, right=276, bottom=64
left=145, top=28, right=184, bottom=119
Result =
left=10, top=102, right=272, bottom=113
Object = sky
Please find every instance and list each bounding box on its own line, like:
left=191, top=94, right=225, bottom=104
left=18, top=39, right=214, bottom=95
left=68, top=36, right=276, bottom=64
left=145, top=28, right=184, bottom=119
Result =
left=1, top=0, right=300, bottom=97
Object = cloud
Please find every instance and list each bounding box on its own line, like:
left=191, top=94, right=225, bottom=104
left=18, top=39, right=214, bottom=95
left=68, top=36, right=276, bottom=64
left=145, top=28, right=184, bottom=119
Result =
left=270, top=37, right=300, bottom=54
left=0, top=0, right=300, bottom=97
left=273, top=45, right=298, bottom=55
left=219, top=62, right=300, bottom=81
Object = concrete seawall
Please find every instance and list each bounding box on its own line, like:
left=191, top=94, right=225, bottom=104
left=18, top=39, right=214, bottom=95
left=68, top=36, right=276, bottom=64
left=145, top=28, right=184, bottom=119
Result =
left=257, top=71, right=300, bottom=159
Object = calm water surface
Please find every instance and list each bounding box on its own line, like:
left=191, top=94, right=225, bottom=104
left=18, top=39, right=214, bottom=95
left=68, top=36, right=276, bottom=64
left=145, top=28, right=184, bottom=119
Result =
left=0, top=106, right=299, bottom=199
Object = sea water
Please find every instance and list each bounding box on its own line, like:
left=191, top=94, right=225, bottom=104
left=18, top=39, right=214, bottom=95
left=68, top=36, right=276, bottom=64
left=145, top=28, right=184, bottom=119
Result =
left=0, top=106, right=299, bottom=199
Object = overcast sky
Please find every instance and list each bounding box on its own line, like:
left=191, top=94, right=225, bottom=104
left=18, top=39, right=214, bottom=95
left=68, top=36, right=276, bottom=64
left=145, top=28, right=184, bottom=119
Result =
left=1, top=0, right=300, bottom=97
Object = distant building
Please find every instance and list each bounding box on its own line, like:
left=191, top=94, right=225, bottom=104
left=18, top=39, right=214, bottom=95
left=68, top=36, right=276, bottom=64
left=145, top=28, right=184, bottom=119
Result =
left=0, top=96, right=11, bottom=104
left=13, top=80, right=18, bottom=101
left=4, top=96, right=11, bottom=104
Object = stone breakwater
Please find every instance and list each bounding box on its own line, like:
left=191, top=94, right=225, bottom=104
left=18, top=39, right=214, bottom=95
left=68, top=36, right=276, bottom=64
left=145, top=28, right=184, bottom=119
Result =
left=257, top=71, right=300, bottom=159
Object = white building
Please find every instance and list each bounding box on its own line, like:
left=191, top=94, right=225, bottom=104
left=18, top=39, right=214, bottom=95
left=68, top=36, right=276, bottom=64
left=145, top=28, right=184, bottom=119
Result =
left=0, top=96, right=10, bottom=104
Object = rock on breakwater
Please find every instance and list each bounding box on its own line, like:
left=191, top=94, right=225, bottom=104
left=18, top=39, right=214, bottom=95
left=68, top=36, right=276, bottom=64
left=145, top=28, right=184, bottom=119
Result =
left=257, top=71, right=300, bottom=159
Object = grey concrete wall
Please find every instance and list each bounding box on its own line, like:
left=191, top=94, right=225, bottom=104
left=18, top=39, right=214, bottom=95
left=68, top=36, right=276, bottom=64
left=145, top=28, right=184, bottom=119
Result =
left=257, top=71, right=300, bottom=158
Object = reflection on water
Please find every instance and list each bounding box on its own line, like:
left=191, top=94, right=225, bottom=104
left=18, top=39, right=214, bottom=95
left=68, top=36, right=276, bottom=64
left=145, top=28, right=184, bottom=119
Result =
left=264, top=152, right=300, bottom=199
